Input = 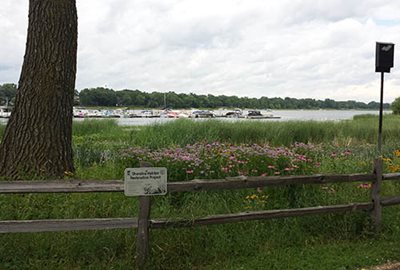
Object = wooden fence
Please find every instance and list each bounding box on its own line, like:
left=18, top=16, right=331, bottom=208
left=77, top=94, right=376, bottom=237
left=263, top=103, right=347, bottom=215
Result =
left=1, top=159, right=400, bottom=268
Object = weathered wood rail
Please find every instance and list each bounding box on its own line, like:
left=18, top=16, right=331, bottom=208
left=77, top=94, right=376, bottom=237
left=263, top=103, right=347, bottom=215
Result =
left=3, top=172, right=398, bottom=194
left=1, top=167, right=400, bottom=269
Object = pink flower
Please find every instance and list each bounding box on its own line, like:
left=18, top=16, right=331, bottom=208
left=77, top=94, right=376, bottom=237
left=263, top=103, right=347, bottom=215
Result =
left=221, top=167, right=229, bottom=173
left=357, top=183, right=371, bottom=189
left=343, top=150, right=352, bottom=156
left=186, top=169, right=194, bottom=174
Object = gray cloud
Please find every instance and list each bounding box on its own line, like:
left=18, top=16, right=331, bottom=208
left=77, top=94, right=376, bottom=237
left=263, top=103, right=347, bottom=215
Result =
left=1, top=0, right=400, bottom=102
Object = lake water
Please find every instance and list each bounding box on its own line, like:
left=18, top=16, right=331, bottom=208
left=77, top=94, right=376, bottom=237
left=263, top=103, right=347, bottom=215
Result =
left=0, top=110, right=388, bottom=126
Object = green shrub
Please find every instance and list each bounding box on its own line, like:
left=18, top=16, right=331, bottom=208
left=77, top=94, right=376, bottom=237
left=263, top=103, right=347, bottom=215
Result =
left=392, top=97, right=400, bottom=115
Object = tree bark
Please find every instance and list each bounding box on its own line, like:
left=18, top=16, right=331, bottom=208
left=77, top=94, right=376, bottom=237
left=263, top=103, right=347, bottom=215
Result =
left=0, top=0, right=77, bottom=179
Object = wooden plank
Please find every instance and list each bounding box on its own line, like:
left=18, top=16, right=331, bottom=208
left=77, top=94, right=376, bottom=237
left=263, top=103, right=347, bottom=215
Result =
left=371, top=158, right=383, bottom=232
left=136, top=196, right=151, bottom=270
left=383, top=172, right=400, bottom=180
left=0, top=180, right=124, bottom=193
left=150, top=202, right=373, bottom=228
left=0, top=199, right=384, bottom=234
left=167, top=173, right=375, bottom=193
left=0, top=173, right=375, bottom=194
left=0, top=218, right=138, bottom=233
left=381, top=196, right=400, bottom=207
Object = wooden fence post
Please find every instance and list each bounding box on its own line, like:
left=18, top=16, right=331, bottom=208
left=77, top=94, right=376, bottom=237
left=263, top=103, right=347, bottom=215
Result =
left=136, top=196, right=151, bottom=269
left=371, top=158, right=383, bottom=232
left=136, top=161, right=153, bottom=269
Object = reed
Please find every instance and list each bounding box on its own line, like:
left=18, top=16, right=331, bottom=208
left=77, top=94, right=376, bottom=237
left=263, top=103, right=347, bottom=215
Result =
left=129, top=115, right=400, bottom=148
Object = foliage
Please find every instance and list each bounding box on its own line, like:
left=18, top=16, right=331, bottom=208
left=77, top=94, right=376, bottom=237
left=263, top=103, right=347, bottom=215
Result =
left=75, top=87, right=389, bottom=110
left=391, top=97, right=400, bottom=115
left=0, top=83, right=17, bottom=106
left=79, top=87, right=117, bottom=106
left=383, top=149, right=400, bottom=173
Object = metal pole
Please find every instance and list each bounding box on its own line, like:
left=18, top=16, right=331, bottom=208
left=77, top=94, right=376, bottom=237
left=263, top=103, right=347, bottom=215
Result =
left=378, top=72, right=384, bottom=154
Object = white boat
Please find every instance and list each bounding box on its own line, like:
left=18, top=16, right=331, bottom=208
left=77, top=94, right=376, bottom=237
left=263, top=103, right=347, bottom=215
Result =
left=189, top=110, right=215, bottom=118
left=160, top=110, right=179, bottom=118
left=0, top=107, right=12, bottom=118
left=225, top=109, right=243, bottom=118
left=73, top=108, right=86, bottom=118
left=139, top=110, right=156, bottom=118
left=245, top=110, right=280, bottom=119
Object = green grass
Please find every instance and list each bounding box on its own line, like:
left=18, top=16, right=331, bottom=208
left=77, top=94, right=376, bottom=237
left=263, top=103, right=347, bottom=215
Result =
left=1, top=115, right=400, bottom=269
left=128, top=115, right=400, bottom=148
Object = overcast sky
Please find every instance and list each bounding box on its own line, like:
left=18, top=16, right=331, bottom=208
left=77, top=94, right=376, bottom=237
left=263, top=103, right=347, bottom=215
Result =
left=1, top=0, right=400, bottom=103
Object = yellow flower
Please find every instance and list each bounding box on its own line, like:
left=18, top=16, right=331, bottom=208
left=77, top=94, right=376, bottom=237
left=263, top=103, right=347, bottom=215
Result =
left=388, top=165, right=398, bottom=173
left=395, top=150, right=400, bottom=157
left=64, top=171, right=74, bottom=177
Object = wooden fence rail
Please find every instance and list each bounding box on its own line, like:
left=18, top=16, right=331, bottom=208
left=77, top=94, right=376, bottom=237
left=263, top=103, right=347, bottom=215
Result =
left=1, top=167, right=400, bottom=269
left=1, top=172, right=400, bottom=194
left=0, top=218, right=138, bottom=233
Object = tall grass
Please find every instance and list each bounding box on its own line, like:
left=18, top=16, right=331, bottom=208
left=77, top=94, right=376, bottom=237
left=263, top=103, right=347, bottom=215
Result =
left=72, top=119, right=132, bottom=169
left=73, top=119, right=129, bottom=138
left=129, top=115, right=400, bottom=148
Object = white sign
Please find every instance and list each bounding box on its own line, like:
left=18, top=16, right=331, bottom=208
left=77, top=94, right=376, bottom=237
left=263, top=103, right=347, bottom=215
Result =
left=124, top=167, right=167, bottom=196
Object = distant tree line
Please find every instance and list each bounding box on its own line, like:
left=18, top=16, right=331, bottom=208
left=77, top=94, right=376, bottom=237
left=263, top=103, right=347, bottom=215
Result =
left=0, top=83, right=17, bottom=106
left=0, top=84, right=391, bottom=110
left=78, top=87, right=390, bottom=110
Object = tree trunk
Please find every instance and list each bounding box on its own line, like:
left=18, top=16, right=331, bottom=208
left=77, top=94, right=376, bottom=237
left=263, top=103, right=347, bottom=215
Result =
left=0, top=0, right=77, bottom=179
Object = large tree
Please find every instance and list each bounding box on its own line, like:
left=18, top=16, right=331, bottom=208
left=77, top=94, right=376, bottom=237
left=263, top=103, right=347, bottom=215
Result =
left=0, top=0, right=77, bottom=179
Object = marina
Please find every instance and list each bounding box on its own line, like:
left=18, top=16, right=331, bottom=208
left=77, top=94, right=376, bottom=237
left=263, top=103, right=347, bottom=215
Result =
left=0, top=107, right=280, bottom=121
left=71, top=108, right=281, bottom=119
left=0, top=109, right=386, bottom=126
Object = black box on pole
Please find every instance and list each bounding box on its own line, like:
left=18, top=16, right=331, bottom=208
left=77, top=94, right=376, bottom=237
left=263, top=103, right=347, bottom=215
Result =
left=376, top=42, right=394, bottom=73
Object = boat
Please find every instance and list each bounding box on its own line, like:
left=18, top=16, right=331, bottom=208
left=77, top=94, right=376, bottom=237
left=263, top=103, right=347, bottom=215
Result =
left=245, top=110, right=280, bottom=119
left=0, top=107, right=12, bottom=118
left=189, top=110, right=215, bottom=118
left=160, top=110, right=179, bottom=118
left=225, top=109, right=243, bottom=118
left=73, top=109, right=85, bottom=118
left=139, top=110, right=157, bottom=118
left=73, top=109, right=121, bottom=118
left=102, top=110, right=121, bottom=118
